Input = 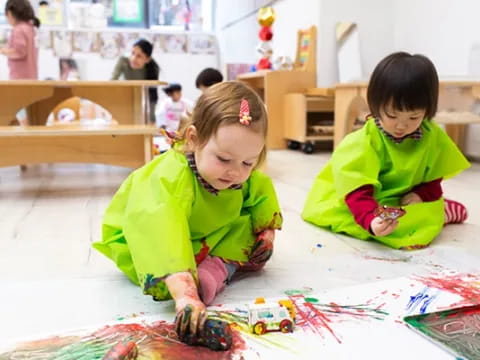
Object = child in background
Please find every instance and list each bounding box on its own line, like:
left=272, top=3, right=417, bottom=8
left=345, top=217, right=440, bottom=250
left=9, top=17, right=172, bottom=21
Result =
left=111, top=39, right=160, bottom=124
left=303, top=52, right=470, bottom=250
left=0, top=0, right=40, bottom=80
left=195, top=68, right=223, bottom=93
left=156, top=83, right=193, bottom=132
left=94, top=81, right=282, bottom=342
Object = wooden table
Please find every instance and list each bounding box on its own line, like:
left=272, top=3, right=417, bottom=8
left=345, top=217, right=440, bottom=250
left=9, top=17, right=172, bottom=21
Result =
left=237, top=70, right=316, bottom=149
left=0, top=124, right=158, bottom=168
left=0, top=80, right=167, bottom=126
left=334, top=81, right=480, bottom=150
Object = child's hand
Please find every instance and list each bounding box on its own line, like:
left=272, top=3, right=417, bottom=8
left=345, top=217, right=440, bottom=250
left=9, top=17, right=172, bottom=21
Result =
left=240, top=229, right=275, bottom=272
left=370, top=217, right=398, bottom=237
left=165, top=272, right=207, bottom=339
left=174, top=298, right=207, bottom=340
left=400, top=192, right=422, bottom=206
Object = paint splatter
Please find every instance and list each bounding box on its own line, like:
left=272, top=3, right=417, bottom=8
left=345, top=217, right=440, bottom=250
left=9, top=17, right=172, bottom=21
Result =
left=284, top=287, right=313, bottom=296
left=405, top=287, right=439, bottom=314
left=288, top=294, right=389, bottom=344
left=363, top=255, right=412, bottom=263
left=415, top=272, right=480, bottom=308
left=0, top=321, right=247, bottom=360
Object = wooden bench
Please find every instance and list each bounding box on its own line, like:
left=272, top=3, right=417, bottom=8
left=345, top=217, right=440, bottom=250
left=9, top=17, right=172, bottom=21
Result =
left=0, top=125, right=158, bottom=168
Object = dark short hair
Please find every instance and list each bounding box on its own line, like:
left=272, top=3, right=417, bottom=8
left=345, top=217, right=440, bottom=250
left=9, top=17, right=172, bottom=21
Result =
left=195, top=68, right=223, bottom=88
left=367, top=52, right=439, bottom=120
left=6, top=0, right=40, bottom=27
left=163, top=83, right=182, bottom=95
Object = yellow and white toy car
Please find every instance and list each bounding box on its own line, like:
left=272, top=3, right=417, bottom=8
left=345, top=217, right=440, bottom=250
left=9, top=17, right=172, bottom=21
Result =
left=247, top=297, right=296, bottom=335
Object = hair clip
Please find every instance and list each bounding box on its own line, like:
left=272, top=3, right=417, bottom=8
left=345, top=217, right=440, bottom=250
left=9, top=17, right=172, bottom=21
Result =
left=159, top=127, right=179, bottom=145
left=239, top=98, right=252, bottom=126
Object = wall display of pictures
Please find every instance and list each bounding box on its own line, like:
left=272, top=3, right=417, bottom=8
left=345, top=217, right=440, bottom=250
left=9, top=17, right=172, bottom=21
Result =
left=188, top=33, right=216, bottom=54
left=148, top=0, right=203, bottom=30
left=73, top=31, right=99, bottom=52
left=161, top=34, right=187, bottom=53
left=119, top=32, right=140, bottom=53
left=112, top=0, right=146, bottom=27
left=98, top=32, right=122, bottom=59
left=52, top=31, right=73, bottom=57
left=38, top=0, right=65, bottom=26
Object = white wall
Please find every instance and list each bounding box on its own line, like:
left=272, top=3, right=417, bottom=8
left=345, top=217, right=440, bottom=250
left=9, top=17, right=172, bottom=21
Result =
left=393, top=0, right=480, bottom=77
left=318, top=0, right=395, bottom=86
left=215, top=0, right=259, bottom=64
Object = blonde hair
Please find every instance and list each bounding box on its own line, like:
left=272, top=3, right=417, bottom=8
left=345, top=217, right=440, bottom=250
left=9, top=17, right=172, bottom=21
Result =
left=180, top=81, right=268, bottom=167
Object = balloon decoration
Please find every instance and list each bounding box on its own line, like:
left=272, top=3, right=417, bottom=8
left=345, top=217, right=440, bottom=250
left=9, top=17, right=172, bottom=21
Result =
left=256, top=7, right=276, bottom=70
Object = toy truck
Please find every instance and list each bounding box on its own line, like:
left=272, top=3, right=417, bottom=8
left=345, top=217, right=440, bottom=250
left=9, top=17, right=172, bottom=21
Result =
left=247, top=298, right=296, bottom=335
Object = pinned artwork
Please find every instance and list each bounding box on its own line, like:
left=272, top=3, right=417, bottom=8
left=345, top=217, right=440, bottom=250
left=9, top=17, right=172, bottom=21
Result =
left=98, top=32, right=122, bottom=59
left=52, top=30, right=73, bottom=58
left=73, top=31, right=99, bottom=53
left=162, top=34, right=188, bottom=53
left=188, top=34, right=216, bottom=55
left=120, top=32, right=140, bottom=54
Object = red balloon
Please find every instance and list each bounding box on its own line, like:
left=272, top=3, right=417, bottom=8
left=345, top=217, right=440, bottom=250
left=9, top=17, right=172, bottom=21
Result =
left=259, top=26, right=273, bottom=41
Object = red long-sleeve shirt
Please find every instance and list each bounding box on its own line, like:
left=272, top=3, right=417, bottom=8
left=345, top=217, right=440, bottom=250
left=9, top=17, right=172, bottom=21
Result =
left=345, top=179, right=442, bottom=232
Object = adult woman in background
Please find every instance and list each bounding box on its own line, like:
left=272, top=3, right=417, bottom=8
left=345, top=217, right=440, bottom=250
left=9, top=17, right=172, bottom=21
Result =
left=111, top=39, right=160, bottom=124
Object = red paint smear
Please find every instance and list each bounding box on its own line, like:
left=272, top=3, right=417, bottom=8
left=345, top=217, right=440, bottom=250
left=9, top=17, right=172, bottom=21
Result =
left=195, top=239, right=210, bottom=265
left=289, top=295, right=342, bottom=344
left=6, top=321, right=247, bottom=360
left=416, top=273, right=480, bottom=308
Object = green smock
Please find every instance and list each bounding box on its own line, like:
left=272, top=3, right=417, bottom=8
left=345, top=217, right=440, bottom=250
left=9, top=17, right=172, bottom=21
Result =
left=302, top=118, right=470, bottom=249
left=94, top=150, right=282, bottom=299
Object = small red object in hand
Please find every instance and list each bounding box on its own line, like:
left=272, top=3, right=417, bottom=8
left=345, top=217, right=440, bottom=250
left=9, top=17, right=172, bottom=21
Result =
left=374, top=205, right=406, bottom=220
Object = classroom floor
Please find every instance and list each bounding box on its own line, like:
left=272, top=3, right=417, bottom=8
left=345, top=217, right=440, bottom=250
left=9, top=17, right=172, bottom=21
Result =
left=1, top=149, right=479, bottom=352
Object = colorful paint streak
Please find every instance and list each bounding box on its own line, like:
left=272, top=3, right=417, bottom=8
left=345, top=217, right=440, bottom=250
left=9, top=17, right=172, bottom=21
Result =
left=416, top=273, right=480, bottom=308
left=406, top=287, right=439, bottom=315
left=287, top=295, right=389, bottom=344
left=404, top=304, right=480, bottom=359
left=0, top=321, right=246, bottom=360
left=363, top=255, right=412, bottom=263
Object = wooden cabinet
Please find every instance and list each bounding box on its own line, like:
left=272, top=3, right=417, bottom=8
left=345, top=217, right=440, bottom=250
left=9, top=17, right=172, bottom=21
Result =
left=283, top=88, right=335, bottom=153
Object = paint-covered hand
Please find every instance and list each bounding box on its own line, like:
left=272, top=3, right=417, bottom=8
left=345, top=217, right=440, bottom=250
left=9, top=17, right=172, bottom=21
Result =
left=240, top=229, right=275, bottom=272
left=165, top=272, right=207, bottom=340
left=370, top=217, right=398, bottom=237
left=174, top=302, right=207, bottom=342
left=400, top=192, right=423, bottom=206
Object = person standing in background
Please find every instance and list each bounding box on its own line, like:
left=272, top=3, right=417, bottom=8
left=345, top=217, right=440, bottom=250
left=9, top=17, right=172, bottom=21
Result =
left=0, top=0, right=40, bottom=80
left=111, top=39, right=160, bottom=124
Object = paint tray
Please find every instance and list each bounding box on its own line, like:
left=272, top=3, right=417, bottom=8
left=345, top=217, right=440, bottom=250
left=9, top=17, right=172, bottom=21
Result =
left=403, top=304, right=480, bottom=360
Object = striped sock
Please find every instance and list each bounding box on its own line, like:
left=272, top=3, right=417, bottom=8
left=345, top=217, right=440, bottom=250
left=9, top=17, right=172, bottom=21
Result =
left=444, top=199, right=468, bottom=224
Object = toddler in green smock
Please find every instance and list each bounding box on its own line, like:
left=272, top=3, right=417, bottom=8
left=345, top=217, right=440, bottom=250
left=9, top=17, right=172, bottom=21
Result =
left=303, top=52, right=469, bottom=250
left=94, top=81, right=282, bottom=341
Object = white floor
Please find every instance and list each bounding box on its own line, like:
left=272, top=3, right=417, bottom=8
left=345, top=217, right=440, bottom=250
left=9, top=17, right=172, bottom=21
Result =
left=1, top=150, right=479, bottom=356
